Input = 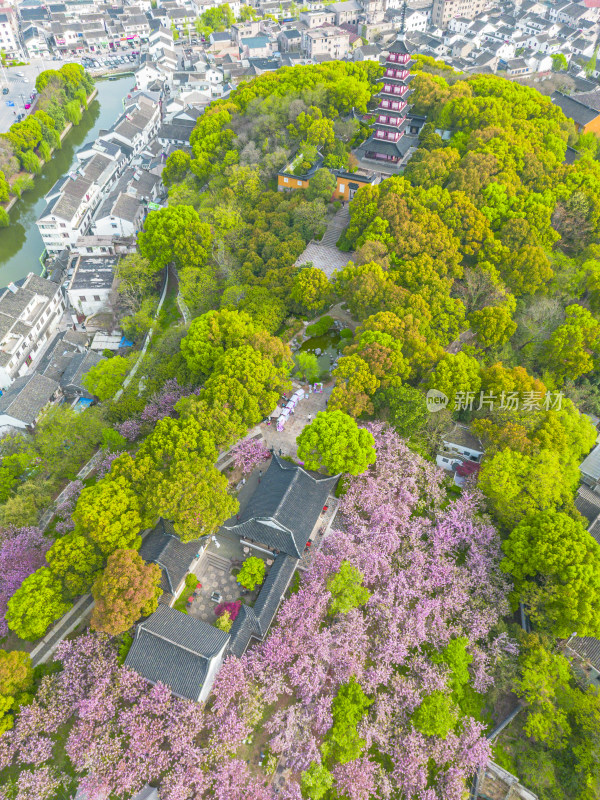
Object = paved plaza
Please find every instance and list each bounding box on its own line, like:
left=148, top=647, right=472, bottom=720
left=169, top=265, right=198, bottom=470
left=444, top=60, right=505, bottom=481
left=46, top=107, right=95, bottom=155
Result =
left=187, top=544, right=260, bottom=624
left=295, top=205, right=354, bottom=277
left=260, top=382, right=334, bottom=458
left=296, top=241, right=353, bottom=277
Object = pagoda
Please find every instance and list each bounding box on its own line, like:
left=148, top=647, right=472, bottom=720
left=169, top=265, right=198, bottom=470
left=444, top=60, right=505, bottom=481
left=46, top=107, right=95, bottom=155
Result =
left=363, top=39, right=415, bottom=165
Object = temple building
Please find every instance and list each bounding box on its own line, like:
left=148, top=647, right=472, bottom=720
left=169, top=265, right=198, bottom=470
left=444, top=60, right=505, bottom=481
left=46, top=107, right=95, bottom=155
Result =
left=363, top=39, right=416, bottom=166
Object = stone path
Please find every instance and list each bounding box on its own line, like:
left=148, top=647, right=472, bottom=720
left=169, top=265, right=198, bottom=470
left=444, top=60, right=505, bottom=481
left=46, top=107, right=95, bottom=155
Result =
left=190, top=551, right=253, bottom=623
left=298, top=496, right=339, bottom=571
left=29, top=594, right=94, bottom=666
left=296, top=206, right=354, bottom=277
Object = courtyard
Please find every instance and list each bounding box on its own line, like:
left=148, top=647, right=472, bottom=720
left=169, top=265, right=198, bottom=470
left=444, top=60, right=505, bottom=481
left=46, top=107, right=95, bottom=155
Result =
left=185, top=535, right=264, bottom=625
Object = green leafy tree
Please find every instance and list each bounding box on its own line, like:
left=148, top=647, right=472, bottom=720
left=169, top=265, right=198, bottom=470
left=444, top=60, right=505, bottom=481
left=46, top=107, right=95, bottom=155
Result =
left=373, top=385, right=428, bottom=439
left=478, top=449, right=580, bottom=528
left=215, top=610, right=233, bottom=632
left=329, top=354, right=379, bottom=417
left=321, top=677, right=372, bottom=764
left=138, top=204, right=213, bottom=272
left=203, top=345, right=290, bottom=428
left=114, top=253, right=157, bottom=314
left=237, top=556, right=265, bottom=590
left=72, top=476, right=144, bottom=556
left=542, top=304, right=600, bottom=383
left=412, top=691, right=458, bottom=739
left=515, top=634, right=574, bottom=746
left=551, top=53, right=568, bottom=72
left=290, top=267, right=332, bottom=313
left=327, top=560, right=371, bottom=615
left=296, top=410, right=376, bottom=475
left=502, top=510, right=600, bottom=638
left=91, top=548, right=162, bottom=635
left=0, top=650, right=33, bottom=733
left=6, top=568, right=72, bottom=641
left=20, top=149, right=41, bottom=174
left=221, top=285, right=287, bottom=335
left=181, top=308, right=256, bottom=376
left=300, top=763, right=334, bottom=800
left=470, top=304, right=517, bottom=348
left=46, top=533, right=103, bottom=598
left=295, top=351, right=321, bottom=383
left=306, top=168, right=336, bottom=202
left=82, top=355, right=131, bottom=401
left=426, top=352, right=482, bottom=411
left=162, top=150, right=192, bottom=185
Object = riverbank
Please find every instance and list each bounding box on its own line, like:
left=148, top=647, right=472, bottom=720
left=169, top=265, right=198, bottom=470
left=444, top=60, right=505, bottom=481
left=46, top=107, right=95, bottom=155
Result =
left=1, top=86, right=99, bottom=218
left=0, top=75, right=133, bottom=286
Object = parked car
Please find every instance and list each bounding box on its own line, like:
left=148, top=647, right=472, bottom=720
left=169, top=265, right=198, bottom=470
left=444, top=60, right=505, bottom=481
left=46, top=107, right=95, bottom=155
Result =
left=2, top=87, right=8, bottom=95
left=24, top=103, right=31, bottom=109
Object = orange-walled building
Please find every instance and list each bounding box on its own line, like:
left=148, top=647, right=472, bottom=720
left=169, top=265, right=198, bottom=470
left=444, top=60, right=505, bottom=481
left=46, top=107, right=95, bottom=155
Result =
left=277, top=168, right=378, bottom=200
left=552, top=90, right=600, bottom=135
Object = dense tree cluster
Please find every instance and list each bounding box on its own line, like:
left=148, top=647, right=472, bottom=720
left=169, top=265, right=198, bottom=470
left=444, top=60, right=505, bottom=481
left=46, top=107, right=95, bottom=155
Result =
left=139, top=61, right=378, bottom=314
left=0, top=64, right=93, bottom=198
left=0, top=428, right=515, bottom=800
left=3, top=309, right=290, bottom=640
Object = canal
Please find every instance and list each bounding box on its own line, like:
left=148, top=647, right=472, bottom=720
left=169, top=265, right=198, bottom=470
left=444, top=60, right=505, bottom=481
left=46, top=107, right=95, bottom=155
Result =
left=0, top=74, right=134, bottom=286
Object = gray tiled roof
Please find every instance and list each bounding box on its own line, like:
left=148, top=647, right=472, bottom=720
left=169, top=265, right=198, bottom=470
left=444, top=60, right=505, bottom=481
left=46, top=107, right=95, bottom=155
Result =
left=125, top=605, right=228, bottom=701
left=568, top=636, right=600, bottom=672
left=228, top=553, right=296, bottom=656
left=552, top=91, right=599, bottom=127
left=60, top=349, right=103, bottom=393
left=111, top=192, right=142, bottom=223
left=580, top=444, right=600, bottom=482
left=442, top=423, right=483, bottom=453
left=157, top=123, right=191, bottom=143
left=223, top=455, right=336, bottom=557
left=133, top=787, right=159, bottom=800
left=575, top=485, right=600, bottom=525
left=139, top=520, right=202, bottom=603
left=0, top=373, right=59, bottom=425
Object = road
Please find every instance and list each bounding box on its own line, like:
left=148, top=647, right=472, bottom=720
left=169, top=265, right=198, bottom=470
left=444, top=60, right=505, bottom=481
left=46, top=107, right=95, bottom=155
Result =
left=0, top=60, right=47, bottom=133
left=0, top=51, right=141, bottom=134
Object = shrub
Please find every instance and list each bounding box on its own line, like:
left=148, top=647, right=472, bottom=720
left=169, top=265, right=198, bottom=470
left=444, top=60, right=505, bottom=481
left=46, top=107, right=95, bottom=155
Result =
left=215, top=611, right=232, bottom=632
left=215, top=600, right=241, bottom=621
left=306, top=315, right=334, bottom=337
left=237, top=556, right=266, bottom=591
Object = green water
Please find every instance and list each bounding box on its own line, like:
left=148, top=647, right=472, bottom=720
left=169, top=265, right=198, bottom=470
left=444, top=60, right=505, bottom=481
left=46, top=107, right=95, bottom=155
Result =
left=297, top=330, right=342, bottom=373
left=0, top=75, right=134, bottom=286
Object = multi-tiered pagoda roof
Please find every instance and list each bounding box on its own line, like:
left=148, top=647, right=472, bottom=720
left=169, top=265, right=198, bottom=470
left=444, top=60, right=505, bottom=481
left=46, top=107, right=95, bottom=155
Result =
left=364, top=39, right=416, bottom=165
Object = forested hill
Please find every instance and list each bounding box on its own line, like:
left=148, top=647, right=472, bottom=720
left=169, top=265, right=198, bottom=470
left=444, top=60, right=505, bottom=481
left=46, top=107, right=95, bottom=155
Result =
left=2, top=61, right=600, bottom=800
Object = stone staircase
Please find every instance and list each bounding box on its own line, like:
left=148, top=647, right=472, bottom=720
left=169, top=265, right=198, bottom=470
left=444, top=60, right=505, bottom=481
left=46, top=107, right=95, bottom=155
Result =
left=321, top=205, right=350, bottom=246
left=201, top=551, right=231, bottom=574
left=295, top=206, right=353, bottom=277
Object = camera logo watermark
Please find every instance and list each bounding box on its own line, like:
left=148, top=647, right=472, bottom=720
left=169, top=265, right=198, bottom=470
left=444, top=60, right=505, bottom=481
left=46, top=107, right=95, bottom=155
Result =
left=426, top=389, right=449, bottom=412
left=426, top=390, right=563, bottom=413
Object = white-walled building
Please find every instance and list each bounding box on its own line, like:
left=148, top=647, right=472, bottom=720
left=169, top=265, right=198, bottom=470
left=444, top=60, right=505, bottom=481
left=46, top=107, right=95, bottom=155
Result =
left=0, top=10, right=21, bottom=57
left=37, top=153, right=120, bottom=255
left=0, top=274, right=66, bottom=390
left=67, top=254, right=118, bottom=318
